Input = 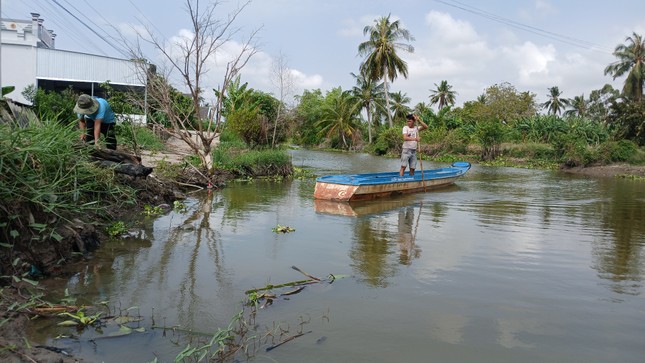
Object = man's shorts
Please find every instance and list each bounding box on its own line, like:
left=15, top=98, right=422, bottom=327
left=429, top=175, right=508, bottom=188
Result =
left=401, top=148, right=417, bottom=169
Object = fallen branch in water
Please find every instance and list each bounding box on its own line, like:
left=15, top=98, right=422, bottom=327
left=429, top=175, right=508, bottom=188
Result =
left=245, top=268, right=346, bottom=309
left=281, top=286, right=305, bottom=296
left=27, top=305, right=81, bottom=315
left=265, top=330, right=312, bottom=352
left=291, top=265, right=321, bottom=281
left=244, top=279, right=318, bottom=295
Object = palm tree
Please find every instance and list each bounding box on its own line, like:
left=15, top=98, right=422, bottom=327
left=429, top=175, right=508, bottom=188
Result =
left=604, top=32, right=645, bottom=102
left=350, top=69, right=385, bottom=143
left=316, top=90, right=362, bottom=149
left=541, top=86, right=569, bottom=115
left=564, top=94, right=588, bottom=118
left=429, top=80, right=457, bottom=110
left=358, top=14, right=415, bottom=128
left=413, top=102, right=431, bottom=117
left=588, top=84, right=619, bottom=123
left=389, top=91, right=412, bottom=122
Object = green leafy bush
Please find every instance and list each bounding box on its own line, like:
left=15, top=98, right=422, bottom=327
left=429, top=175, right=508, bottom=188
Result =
left=597, top=140, right=638, bottom=163
left=505, top=142, right=555, bottom=159
left=116, top=122, right=165, bottom=152
left=369, top=127, right=401, bottom=156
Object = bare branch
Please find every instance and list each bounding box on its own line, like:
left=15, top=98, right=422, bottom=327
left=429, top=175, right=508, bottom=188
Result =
left=112, top=0, right=259, bottom=175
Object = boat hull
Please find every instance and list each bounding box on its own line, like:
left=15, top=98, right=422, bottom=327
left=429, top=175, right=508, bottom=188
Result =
left=314, top=161, right=471, bottom=202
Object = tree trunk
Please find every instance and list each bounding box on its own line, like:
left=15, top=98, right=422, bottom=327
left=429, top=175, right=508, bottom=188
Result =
left=384, top=77, right=392, bottom=128
left=88, top=148, right=153, bottom=177
left=272, top=103, right=282, bottom=148
left=367, top=102, right=373, bottom=143
left=89, top=148, right=142, bottom=164
left=94, top=160, right=153, bottom=178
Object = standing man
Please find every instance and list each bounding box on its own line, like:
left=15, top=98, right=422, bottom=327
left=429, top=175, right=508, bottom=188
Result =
left=399, top=113, right=428, bottom=177
left=74, top=94, right=117, bottom=150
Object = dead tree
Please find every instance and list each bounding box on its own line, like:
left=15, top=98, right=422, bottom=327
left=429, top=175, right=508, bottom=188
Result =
left=121, top=0, right=260, bottom=174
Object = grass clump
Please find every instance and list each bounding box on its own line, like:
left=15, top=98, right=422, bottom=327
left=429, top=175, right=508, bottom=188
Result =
left=214, top=131, right=293, bottom=178
left=0, top=103, right=137, bottom=278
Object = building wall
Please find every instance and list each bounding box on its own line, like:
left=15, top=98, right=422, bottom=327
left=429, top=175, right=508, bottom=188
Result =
left=36, top=48, right=143, bottom=86
left=2, top=14, right=146, bottom=120
left=1, top=44, right=37, bottom=103
left=0, top=18, right=39, bottom=47
left=2, top=25, right=145, bottom=104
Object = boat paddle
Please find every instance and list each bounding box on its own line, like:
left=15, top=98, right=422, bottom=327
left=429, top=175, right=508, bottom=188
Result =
left=416, top=118, right=427, bottom=192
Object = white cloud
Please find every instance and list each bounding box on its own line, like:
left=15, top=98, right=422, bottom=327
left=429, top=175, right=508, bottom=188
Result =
left=534, top=0, right=556, bottom=15
left=424, top=11, right=479, bottom=44
left=291, top=70, right=324, bottom=89
left=501, top=41, right=557, bottom=86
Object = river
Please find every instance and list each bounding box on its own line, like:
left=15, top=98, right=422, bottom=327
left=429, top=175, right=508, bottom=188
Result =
left=30, top=149, right=645, bottom=363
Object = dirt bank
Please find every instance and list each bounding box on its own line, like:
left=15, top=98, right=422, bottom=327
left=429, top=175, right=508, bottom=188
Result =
left=560, top=163, right=645, bottom=178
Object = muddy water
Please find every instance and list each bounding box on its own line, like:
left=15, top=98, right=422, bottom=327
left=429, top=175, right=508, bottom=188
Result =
left=29, top=150, right=645, bottom=363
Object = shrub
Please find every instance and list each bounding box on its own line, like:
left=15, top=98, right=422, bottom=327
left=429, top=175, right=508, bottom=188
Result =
left=370, top=127, right=401, bottom=156
left=597, top=140, right=638, bottom=163
left=505, top=142, right=555, bottom=159
left=476, top=119, right=506, bottom=161
left=116, top=122, right=165, bottom=152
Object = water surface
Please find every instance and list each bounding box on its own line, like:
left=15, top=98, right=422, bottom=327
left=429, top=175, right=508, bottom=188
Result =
left=32, top=150, right=645, bottom=363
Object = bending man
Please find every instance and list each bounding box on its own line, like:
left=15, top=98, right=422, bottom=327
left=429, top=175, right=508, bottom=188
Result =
left=74, top=94, right=117, bottom=150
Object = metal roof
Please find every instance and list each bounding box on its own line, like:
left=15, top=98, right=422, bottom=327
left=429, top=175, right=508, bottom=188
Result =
left=36, top=48, right=144, bottom=86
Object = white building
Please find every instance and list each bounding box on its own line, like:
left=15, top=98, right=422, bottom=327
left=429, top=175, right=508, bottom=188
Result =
left=1, top=13, right=146, bottom=114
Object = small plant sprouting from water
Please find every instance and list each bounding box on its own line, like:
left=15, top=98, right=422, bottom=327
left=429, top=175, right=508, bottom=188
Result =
left=292, top=166, right=316, bottom=180
left=142, top=204, right=164, bottom=217
left=106, top=221, right=128, bottom=237
left=173, top=200, right=187, bottom=213
left=57, top=309, right=102, bottom=327
left=272, top=225, right=295, bottom=233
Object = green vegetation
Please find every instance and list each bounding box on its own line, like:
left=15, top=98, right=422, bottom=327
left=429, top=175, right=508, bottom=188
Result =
left=0, top=102, right=140, bottom=282
left=213, top=130, right=293, bottom=177
left=106, top=221, right=128, bottom=237
left=358, top=14, right=415, bottom=127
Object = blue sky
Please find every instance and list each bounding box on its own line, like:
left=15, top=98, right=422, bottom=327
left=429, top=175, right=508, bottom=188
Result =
left=3, top=0, right=645, bottom=109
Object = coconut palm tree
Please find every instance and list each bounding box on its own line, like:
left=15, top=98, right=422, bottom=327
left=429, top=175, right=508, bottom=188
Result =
left=358, top=14, right=415, bottom=128
left=588, top=84, right=619, bottom=123
left=350, top=69, right=385, bottom=143
left=564, top=94, right=588, bottom=118
left=541, top=86, right=569, bottom=115
left=429, top=80, right=457, bottom=110
left=389, top=91, right=412, bottom=122
left=316, top=89, right=362, bottom=149
left=604, top=32, right=645, bottom=102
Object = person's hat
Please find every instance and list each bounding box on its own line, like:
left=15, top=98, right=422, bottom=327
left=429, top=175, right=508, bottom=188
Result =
left=74, top=94, right=99, bottom=115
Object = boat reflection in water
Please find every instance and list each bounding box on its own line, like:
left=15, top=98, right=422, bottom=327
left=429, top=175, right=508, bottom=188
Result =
left=313, top=196, right=420, bottom=217
left=314, top=198, right=423, bottom=265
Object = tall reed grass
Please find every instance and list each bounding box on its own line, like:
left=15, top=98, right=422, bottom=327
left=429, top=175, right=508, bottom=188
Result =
left=0, top=111, right=136, bottom=246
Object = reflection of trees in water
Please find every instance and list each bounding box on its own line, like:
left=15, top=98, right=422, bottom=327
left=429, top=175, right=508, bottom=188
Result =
left=591, top=180, right=644, bottom=295
left=473, top=200, right=528, bottom=227
left=429, top=202, right=448, bottom=226
left=175, top=192, right=216, bottom=326
left=349, top=218, right=397, bottom=288
left=217, top=180, right=290, bottom=231
left=349, top=204, right=432, bottom=287
left=65, top=215, right=156, bottom=302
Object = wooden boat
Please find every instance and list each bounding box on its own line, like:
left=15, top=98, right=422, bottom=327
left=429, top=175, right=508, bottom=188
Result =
left=314, top=161, right=471, bottom=202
